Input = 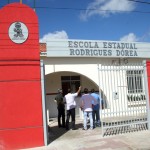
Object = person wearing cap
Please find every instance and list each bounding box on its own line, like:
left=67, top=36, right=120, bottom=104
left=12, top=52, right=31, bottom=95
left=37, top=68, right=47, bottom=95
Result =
left=55, top=89, right=65, bottom=128
left=64, top=86, right=81, bottom=130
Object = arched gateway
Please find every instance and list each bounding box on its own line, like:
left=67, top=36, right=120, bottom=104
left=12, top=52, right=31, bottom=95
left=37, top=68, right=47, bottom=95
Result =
left=42, top=39, right=150, bottom=138
left=1, top=2, right=150, bottom=150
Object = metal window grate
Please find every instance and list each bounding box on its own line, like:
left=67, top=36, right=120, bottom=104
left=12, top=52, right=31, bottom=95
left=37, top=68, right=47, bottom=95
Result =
left=98, top=62, right=148, bottom=137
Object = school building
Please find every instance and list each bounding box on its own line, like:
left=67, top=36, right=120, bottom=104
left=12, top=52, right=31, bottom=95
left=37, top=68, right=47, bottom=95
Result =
left=0, top=2, right=150, bottom=150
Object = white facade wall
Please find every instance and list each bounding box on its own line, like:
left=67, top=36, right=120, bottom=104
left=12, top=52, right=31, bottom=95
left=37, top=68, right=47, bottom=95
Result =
left=41, top=56, right=147, bottom=118
left=41, top=39, right=150, bottom=119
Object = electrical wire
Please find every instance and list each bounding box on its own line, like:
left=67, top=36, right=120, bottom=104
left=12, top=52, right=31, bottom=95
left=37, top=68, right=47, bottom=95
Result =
left=1, top=0, right=150, bottom=14
left=127, top=0, right=150, bottom=5
left=0, top=5, right=150, bottom=15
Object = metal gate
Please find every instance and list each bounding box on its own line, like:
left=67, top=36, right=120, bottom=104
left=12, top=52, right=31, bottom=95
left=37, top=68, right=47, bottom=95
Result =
left=98, top=61, right=149, bottom=136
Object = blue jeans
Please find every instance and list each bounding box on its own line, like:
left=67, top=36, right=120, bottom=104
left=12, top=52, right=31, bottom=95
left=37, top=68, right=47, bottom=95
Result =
left=83, top=111, right=93, bottom=129
left=92, top=109, right=100, bottom=127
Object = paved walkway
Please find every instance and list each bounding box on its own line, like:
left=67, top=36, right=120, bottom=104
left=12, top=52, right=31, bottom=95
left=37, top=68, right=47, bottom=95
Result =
left=25, top=118, right=150, bottom=150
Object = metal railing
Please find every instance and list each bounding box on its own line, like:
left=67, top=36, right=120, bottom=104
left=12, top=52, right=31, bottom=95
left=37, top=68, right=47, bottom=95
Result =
left=98, top=61, right=149, bottom=136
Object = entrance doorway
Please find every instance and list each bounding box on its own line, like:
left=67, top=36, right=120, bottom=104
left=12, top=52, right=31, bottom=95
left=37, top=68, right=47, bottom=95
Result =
left=61, top=76, right=80, bottom=96
left=45, top=71, right=98, bottom=118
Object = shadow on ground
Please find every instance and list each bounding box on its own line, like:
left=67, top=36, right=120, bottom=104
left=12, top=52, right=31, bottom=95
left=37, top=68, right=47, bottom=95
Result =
left=48, top=119, right=83, bottom=144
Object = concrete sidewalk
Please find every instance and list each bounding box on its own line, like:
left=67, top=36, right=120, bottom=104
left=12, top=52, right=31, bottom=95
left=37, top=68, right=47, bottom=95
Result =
left=25, top=118, right=150, bottom=150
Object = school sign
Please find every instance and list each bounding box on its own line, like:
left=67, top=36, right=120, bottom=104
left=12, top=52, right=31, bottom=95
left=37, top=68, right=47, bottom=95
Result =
left=47, top=39, right=150, bottom=58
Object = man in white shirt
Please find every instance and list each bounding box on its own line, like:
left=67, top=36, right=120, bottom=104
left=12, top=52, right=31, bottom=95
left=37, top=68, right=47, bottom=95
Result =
left=64, top=86, right=81, bottom=130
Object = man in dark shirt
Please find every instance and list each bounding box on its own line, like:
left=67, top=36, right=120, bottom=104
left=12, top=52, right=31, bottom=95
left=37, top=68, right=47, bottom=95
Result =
left=55, top=89, right=65, bottom=128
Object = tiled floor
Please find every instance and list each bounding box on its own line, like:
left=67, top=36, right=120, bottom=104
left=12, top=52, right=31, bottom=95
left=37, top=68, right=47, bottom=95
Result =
left=26, top=117, right=150, bottom=150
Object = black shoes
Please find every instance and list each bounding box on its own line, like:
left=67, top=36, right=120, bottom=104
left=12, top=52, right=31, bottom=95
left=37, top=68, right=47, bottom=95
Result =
left=59, top=125, right=66, bottom=128
left=82, top=128, right=87, bottom=130
left=71, top=128, right=78, bottom=130
left=66, top=127, right=78, bottom=130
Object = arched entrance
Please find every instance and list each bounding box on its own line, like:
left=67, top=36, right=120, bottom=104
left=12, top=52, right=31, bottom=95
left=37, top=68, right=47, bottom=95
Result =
left=45, top=71, right=99, bottom=119
left=41, top=60, right=150, bottom=137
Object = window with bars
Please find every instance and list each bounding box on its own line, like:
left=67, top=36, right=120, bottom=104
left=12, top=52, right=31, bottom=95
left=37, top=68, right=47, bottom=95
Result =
left=126, top=70, right=144, bottom=94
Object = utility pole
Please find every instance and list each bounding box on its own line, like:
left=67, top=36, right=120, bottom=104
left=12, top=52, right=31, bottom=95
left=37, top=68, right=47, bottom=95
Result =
left=8, top=0, right=10, bottom=3
left=20, top=0, right=22, bottom=4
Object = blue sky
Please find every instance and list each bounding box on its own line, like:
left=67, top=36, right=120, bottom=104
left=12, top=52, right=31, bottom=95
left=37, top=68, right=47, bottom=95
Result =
left=1, top=0, right=150, bottom=42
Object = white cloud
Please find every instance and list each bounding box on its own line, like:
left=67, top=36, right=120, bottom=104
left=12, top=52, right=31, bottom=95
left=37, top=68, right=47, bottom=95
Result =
left=40, top=30, right=68, bottom=42
left=120, top=33, right=139, bottom=42
left=80, top=0, right=136, bottom=20
left=139, top=29, right=150, bottom=42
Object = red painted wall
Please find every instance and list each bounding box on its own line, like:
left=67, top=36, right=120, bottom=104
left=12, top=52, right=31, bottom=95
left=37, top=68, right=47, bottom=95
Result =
left=0, top=3, right=44, bottom=149
left=146, top=61, right=150, bottom=102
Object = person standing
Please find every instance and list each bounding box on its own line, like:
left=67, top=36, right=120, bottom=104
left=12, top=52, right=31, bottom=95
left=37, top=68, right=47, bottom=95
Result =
left=64, top=86, right=81, bottom=130
left=91, top=89, right=101, bottom=127
left=80, top=88, right=97, bottom=130
left=55, top=89, right=65, bottom=128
